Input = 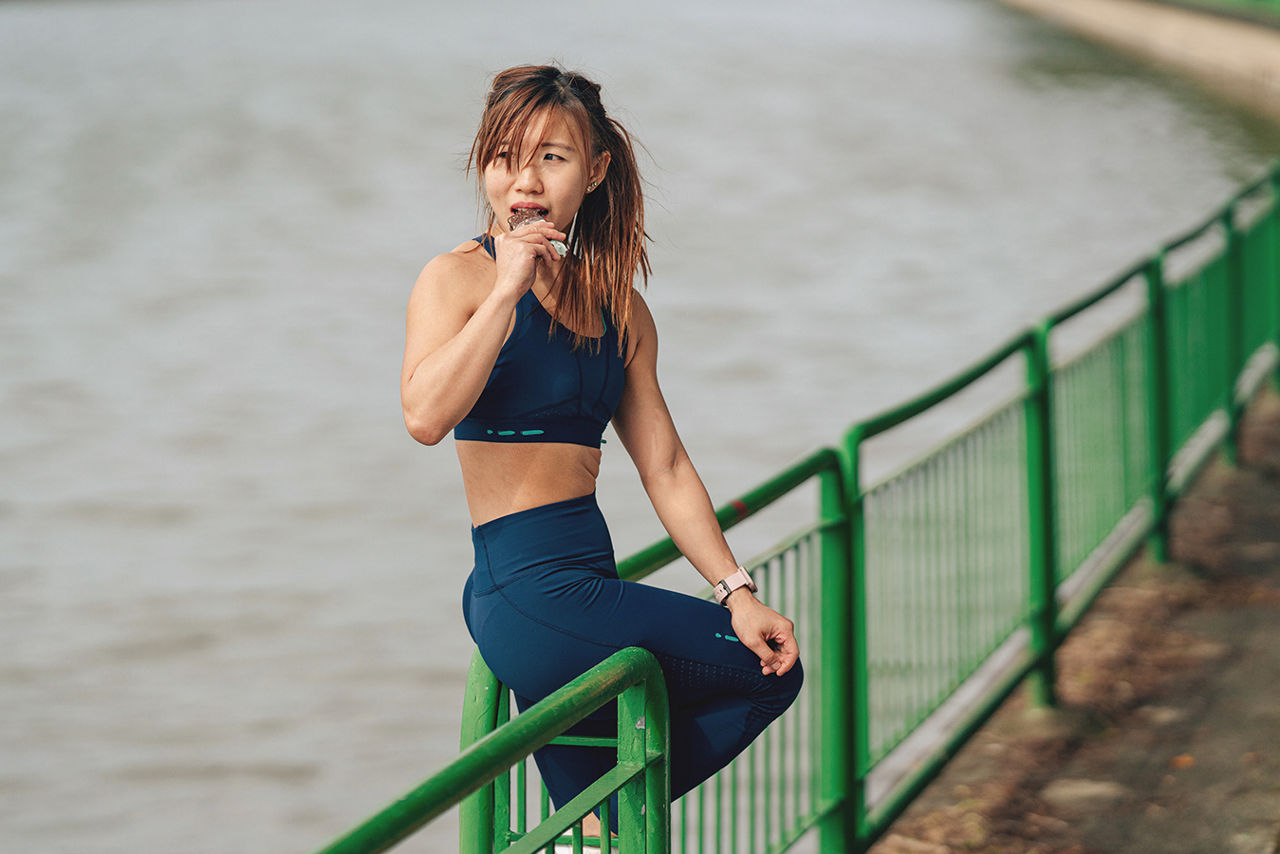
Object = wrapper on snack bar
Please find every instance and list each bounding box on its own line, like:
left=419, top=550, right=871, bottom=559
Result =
left=507, top=211, right=568, bottom=257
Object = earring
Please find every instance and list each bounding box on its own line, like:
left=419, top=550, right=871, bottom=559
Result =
left=587, top=181, right=599, bottom=192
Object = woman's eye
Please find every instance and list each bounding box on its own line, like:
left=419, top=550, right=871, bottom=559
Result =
left=543, top=153, right=564, bottom=161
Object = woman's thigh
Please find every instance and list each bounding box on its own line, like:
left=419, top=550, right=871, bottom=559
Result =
left=471, top=570, right=795, bottom=710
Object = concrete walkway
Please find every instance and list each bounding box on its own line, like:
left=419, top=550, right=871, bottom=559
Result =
left=997, top=0, right=1280, bottom=124
left=871, top=389, right=1280, bottom=853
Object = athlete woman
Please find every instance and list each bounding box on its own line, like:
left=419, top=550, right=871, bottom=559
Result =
left=400, top=65, right=802, bottom=834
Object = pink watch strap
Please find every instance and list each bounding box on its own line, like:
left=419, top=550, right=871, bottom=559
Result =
left=713, top=566, right=757, bottom=606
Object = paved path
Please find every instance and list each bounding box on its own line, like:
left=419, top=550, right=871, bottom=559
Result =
left=872, top=389, right=1280, bottom=853
left=996, top=0, right=1280, bottom=123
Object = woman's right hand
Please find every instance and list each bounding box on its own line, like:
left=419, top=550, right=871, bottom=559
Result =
left=490, top=220, right=567, bottom=301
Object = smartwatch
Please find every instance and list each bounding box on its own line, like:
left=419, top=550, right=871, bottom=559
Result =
left=713, top=566, right=757, bottom=606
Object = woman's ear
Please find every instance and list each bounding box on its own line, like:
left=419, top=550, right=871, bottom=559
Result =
left=589, top=151, right=611, bottom=191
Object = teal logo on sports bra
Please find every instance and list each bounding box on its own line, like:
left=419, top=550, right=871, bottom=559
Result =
left=485, top=429, right=546, bottom=437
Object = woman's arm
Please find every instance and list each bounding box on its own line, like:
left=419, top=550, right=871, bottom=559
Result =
left=400, top=223, right=565, bottom=445
left=612, top=292, right=800, bottom=677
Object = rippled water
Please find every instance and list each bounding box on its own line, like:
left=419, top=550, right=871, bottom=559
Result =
left=3, top=0, right=1278, bottom=851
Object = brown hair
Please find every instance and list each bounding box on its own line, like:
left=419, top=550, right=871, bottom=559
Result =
left=468, top=65, right=650, bottom=351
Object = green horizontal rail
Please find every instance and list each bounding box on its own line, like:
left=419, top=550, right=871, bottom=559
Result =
left=617, top=447, right=840, bottom=582
left=308, top=159, right=1280, bottom=854
left=849, top=331, right=1030, bottom=443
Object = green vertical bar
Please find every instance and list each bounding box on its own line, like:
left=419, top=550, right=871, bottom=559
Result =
left=731, top=730, right=740, bottom=854
left=792, top=551, right=803, bottom=828
left=1273, top=168, right=1280, bottom=387
left=1116, top=330, right=1132, bottom=517
left=913, top=471, right=926, bottom=724
left=763, top=656, right=773, bottom=850
left=1145, top=253, right=1173, bottom=562
left=758, top=565, right=773, bottom=851
left=844, top=429, right=873, bottom=848
left=516, top=759, right=527, bottom=833
left=494, top=690, right=512, bottom=845
left=962, top=436, right=977, bottom=673
left=771, top=560, right=786, bottom=841
left=816, top=459, right=856, bottom=853
left=458, top=649, right=500, bottom=854
left=1222, top=205, right=1244, bottom=464
left=808, top=530, right=821, bottom=833
left=954, top=444, right=967, bottom=684
left=923, top=458, right=937, bottom=713
left=679, top=789, right=687, bottom=854
left=697, top=778, right=705, bottom=854
left=1024, top=324, right=1059, bottom=708
left=617, top=683, right=646, bottom=853
left=644, top=669, right=670, bottom=854
left=748, top=744, right=757, bottom=853
left=714, top=766, right=722, bottom=854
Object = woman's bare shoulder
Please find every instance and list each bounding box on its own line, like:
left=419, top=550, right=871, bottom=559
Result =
left=623, top=287, right=658, bottom=366
left=629, top=287, right=655, bottom=323
left=410, top=239, right=494, bottom=313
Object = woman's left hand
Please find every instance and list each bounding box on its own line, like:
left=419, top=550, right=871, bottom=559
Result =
left=725, top=594, right=799, bottom=677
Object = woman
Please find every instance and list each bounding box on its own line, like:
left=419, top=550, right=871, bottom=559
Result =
left=400, top=64, right=802, bottom=831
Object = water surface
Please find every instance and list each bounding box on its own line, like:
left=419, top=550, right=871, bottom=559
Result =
left=2, top=1, right=1278, bottom=851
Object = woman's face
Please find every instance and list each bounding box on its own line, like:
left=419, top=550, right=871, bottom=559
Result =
left=483, top=109, right=606, bottom=234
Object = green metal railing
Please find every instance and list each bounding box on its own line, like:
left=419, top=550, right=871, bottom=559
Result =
left=315, top=647, right=670, bottom=854
left=310, top=160, right=1280, bottom=854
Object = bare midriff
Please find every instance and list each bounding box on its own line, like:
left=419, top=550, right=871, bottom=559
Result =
left=456, top=440, right=603, bottom=526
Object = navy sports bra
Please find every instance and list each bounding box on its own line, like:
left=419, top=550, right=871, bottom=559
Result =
left=453, top=236, right=626, bottom=448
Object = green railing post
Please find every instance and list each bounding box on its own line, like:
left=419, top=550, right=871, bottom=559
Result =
left=1023, top=324, right=1059, bottom=708
left=616, top=676, right=670, bottom=854
left=1222, top=204, right=1244, bottom=465
left=1274, top=168, right=1280, bottom=389
left=839, top=428, right=873, bottom=850
left=644, top=676, right=671, bottom=853
left=459, top=649, right=501, bottom=854
left=818, top=460, right=856, bottom=853
left=1144, top=253, right=1173, bottom=562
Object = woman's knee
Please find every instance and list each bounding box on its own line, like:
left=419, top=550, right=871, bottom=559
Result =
left=762, top=656, right=804, bottom=714
left=461, top=573, right=474, bottom=636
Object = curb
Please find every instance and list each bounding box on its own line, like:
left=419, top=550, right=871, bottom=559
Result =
left=996, top=0, right=1280, bottom=123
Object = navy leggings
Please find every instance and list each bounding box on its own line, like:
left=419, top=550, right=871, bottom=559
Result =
left=462, top=493, right=802, bottom=811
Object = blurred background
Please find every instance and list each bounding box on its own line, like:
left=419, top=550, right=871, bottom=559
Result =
left=3, top=0, right=1279, bottom=852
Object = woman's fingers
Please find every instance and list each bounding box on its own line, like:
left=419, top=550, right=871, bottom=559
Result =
left=731, top=603, right=800, bottom=677
left=764, top=630, right=799, bottom=676
left=489, top=224, right=567, bottom=297
left=494, top=223, right=566, bottom=268
left=756, top=629, right=796, bottom=676
left=509, top=220, right=566, bottom=247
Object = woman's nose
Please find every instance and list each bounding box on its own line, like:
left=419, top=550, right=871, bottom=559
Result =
left=513, top=159, right=541, bottom=191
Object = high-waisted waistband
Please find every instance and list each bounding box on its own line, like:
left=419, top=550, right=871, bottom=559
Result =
left=470, top=493, right=616, bottom=587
